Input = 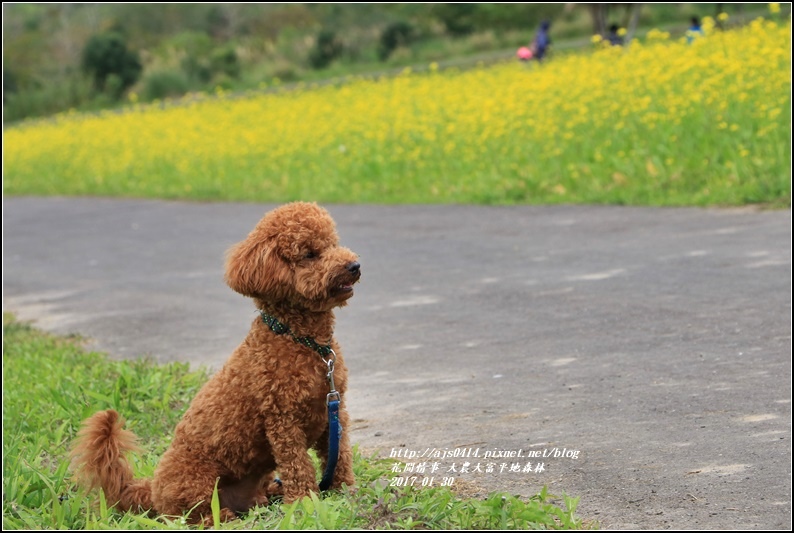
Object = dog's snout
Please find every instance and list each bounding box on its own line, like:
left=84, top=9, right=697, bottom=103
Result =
left=347, top=261, right=361, bottom=275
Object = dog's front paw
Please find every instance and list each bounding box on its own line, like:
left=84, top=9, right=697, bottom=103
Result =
left=328, top=478, right=355, bottom=492
left=201, top=507, right=237, bottom=526
left=281, top=480, right=320, bottom=504
left=334, top=472, right=356, bottom=489
left=252, top=492, right=270, bottom=507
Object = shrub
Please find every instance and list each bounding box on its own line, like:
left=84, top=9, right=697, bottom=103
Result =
left=157, top=31, right=214, bottom=83
left=142, top=70, right=191, bottom=101
left=3, top=66, right=18, bottom=99
left=271, top=64, right=301, bottom=83
left=434, top=4, right=478, bottom=37
left=81, top=32, right=142, bottom=97
left=181, top=55, right=213, bottom=83
left=308, top=30, right=343, bottom=69
left=167, top=30, right=214, bottom=55
left=3, top=75, right=93, bottom=122
left=210, top=44, right=241, bottom=78
left=378, top=21, right=416, bottom=61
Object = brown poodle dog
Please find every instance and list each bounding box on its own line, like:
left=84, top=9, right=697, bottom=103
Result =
left=70, top=202, right=360, bottom=523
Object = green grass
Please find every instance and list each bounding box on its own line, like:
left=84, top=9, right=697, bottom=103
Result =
left=2, top=314, right=587, bottom=530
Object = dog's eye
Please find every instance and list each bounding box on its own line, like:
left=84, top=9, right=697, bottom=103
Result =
left=304, top=251, right=318, bottom=260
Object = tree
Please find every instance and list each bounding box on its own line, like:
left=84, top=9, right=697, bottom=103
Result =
left=81, top=32, right=142, bottom=96
left=584, top=3, right=643, bottom=43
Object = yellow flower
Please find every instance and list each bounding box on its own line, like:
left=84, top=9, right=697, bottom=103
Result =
left=718, top=12, right=729, bottom=22
left=769, top=3, right=780, bottom=14
left=3, top=18, right=790, bottom=206
left=591, top=34, right=603, bottom=44
left=617, top=28, right=627, bottom=37
left=646, top=28, right=671, bottom=41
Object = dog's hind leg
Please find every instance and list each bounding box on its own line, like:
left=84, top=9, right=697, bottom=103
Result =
left=151, top=452, right=236, bottom=523
left=119, top=479, right=154, bottom=513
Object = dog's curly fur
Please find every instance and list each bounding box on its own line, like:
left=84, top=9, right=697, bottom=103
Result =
left=70, top=202, right=360, bottom=523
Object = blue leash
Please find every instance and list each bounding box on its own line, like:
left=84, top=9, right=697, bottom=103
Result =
left=319, top=351, right=342, bottom=491
left=319, top=394, right=341, bottom=490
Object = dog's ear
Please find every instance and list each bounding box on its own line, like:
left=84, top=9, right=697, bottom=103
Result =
left=224, top=235, right=289, bottom=298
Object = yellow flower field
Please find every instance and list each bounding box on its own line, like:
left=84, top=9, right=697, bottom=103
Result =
left=3, top=18, right=790, bottom=206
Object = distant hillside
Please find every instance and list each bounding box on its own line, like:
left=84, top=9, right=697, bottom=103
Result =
left=2, top=3, right=763, bottom=123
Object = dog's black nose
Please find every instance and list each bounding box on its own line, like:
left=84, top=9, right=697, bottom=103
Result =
left=347, top=261, right=360, bottom=275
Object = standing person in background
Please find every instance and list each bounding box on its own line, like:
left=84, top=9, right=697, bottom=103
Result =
left=531, top=20, right=552, bottom=61
left=606, top=23, right=624, bottom=46
left=687, top=16, right=704, bottom=43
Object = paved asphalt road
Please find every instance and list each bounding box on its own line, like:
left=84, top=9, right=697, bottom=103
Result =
left=3, top=197, right=791, bottom=529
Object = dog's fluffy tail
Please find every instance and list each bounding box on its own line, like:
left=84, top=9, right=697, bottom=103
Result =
left=70, top=409, right=153, bottom=513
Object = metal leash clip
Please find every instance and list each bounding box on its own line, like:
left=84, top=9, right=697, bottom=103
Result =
left=324, top=349, right=341, bottom=404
